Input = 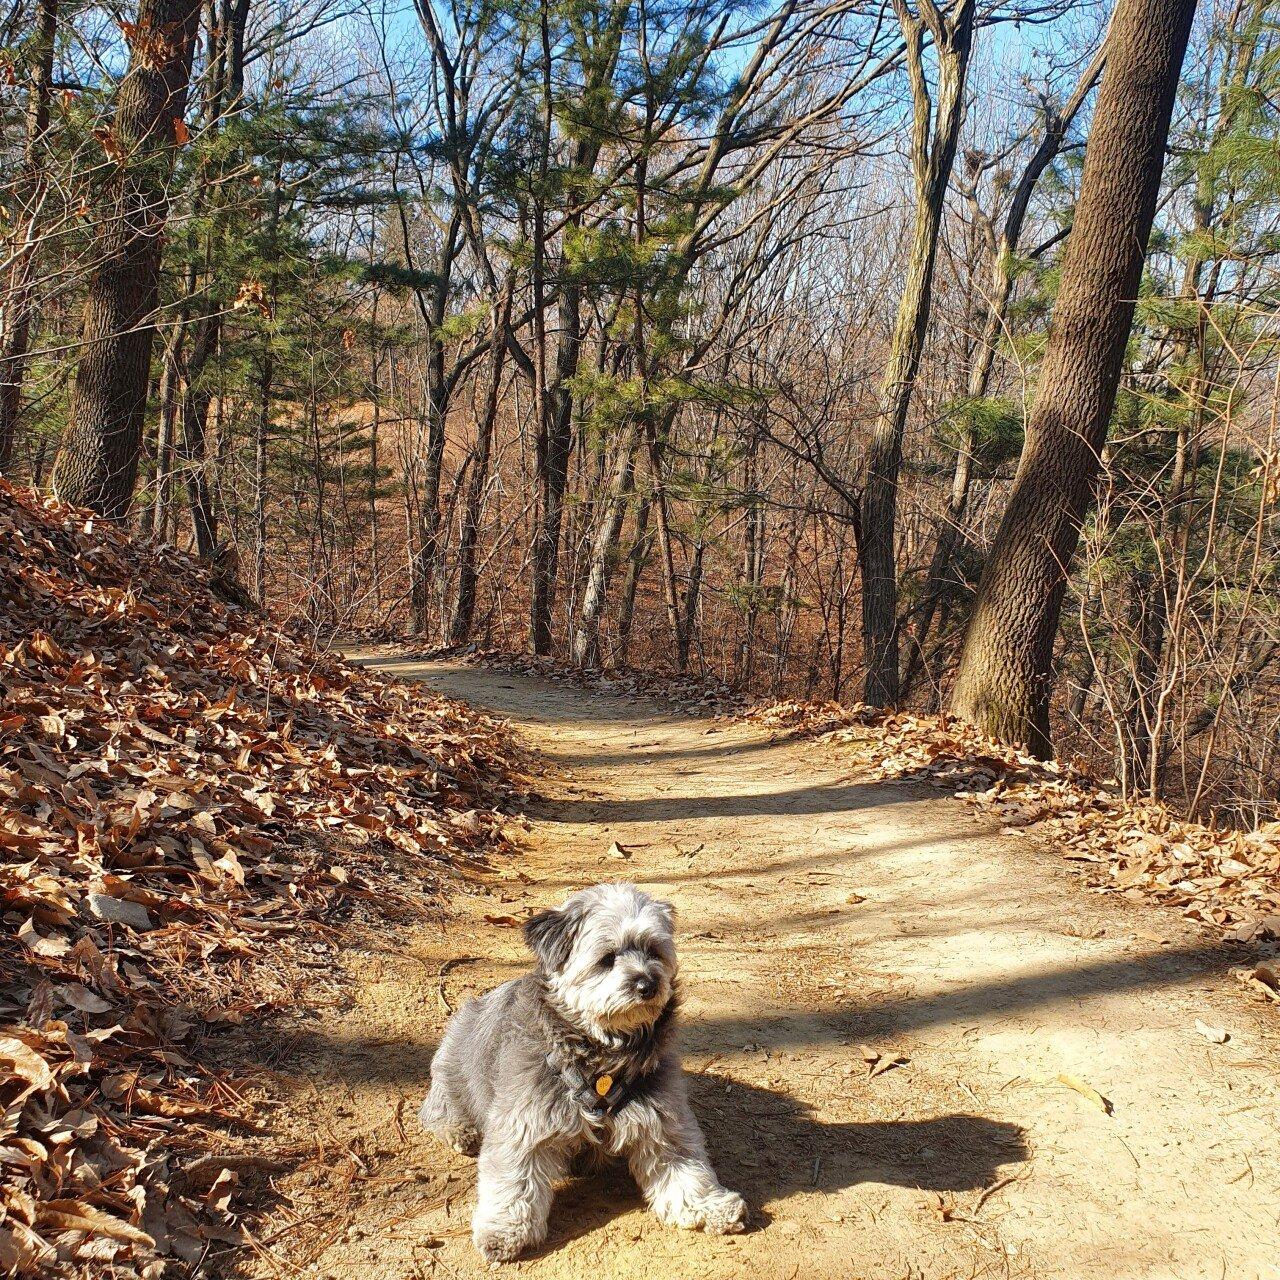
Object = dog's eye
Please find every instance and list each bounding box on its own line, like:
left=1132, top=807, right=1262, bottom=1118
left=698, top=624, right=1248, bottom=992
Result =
left=599, top=952, right=616, bottom=969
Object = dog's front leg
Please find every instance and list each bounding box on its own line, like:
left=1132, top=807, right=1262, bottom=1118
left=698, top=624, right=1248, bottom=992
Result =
left=627, top=1093, right=747, bottom=1235
left=472, top=1130, right=565, bottom=1264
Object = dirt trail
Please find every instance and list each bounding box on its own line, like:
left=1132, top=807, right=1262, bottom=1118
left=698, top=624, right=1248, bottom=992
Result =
left=238, top=659, right=1280, bottom=1280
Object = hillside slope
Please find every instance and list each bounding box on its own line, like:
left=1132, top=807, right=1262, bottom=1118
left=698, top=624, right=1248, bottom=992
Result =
left=0, top=485, right=517, bottom=1276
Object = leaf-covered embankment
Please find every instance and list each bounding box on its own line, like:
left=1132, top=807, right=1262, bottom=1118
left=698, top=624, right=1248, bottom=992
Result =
left=0, top=482, right=519, bottom=1276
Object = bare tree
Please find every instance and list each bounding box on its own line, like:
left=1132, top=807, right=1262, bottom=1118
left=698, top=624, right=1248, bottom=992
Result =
left=0, top=0, right=58, bottom=473
left=51, top=0, right=204, bottom=517
left=949, top=0, right=1199, bottom=754
left=857, top=0, right=975, bottom=706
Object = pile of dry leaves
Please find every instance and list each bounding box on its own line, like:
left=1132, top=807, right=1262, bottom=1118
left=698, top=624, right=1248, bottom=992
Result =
left=0, top=483, right=518, bottom=1276
left=745, top=698, right=1280, bottom=996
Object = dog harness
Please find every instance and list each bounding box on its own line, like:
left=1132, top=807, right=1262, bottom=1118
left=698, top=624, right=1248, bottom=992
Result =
left=541, top=994, right=677, bottom=1119
left=554, top=1061, right=656, bottom=1117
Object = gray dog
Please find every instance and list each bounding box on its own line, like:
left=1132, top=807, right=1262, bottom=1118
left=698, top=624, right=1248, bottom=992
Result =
left=419, top=882, right=747, bottom=1263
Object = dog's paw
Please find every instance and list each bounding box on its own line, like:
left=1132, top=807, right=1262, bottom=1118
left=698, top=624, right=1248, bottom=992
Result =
left=473, top=1219, right=536, bottom=1264
left=443, top=1125, right=482, bottom=1157
left=653, top=1188, right=748, bottom=1233
left=700, top=1189, right=748, bottom=1234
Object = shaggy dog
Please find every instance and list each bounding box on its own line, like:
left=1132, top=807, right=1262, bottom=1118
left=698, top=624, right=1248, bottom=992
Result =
left=420, top=883, right=747, bottom=1263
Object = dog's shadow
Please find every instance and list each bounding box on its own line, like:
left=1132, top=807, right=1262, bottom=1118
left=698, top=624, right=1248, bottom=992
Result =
left=538, top=1074, right=1028, bottom=1254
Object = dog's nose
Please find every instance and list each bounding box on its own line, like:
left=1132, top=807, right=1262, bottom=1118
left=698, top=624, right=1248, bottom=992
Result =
left=633, top=974, right=658, bottom=999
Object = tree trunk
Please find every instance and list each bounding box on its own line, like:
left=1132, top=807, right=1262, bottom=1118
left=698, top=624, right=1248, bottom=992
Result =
left=450, top=286, right=512, bottom=645
left=902, top=440, right=972, bottom=696
left=616, top=494, right=652, bottom=667
left=0, top=0, right=59, bottom=473
left=738, top=417, right=766, bottom=686
left=645, top=419, right=685, bottom=667
left=572, top=423, right=640, bottom=668
left=679, top=536, right=705, bottom=672
left=50, top=0, right=203, bottom=517
left=254, top=345, right=271, bottom=601
left=530, top=285, right=581, bottom=654
left=180, top=385, right=218, bottom=557
left=177, top=314, right=220, bottom=556
left=901, top=41, right=1107, bottom=699
left=856, top=0, right=976, bottom=707
left=949, top=0, right=1198, bottom=754
left=150, top=327, right=182, bottom=538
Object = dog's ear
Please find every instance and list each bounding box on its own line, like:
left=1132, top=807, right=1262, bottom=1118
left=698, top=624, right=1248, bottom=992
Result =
left=653, top=898, right=676, bottom=932
left=524, top=901, right=584, bottom=973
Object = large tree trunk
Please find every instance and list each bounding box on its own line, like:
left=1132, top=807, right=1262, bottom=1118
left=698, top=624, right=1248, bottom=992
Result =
left=856, top=0, right=975, bottom=707
left=0, top=0, right=59, bottom=473
left=1120, top=0, right=1259, bottom=795
left=874, top=6, right=1103, bottom=703
left=50, top=0, right=202, bottom=517
left=949, top=0, right=1198, bottom=755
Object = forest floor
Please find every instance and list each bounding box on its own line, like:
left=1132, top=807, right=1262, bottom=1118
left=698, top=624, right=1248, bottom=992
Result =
left=232, top=657, right=1280, bottom=1280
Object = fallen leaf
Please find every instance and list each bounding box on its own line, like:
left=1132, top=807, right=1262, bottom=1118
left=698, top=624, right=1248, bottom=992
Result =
left=869, top=1052, right=908, bottom=1078
left=56, top=983, right=114, bottom=1015
left=18, top=916, right=71, bottom=958
left=85, top=892, right=154, bottom=931
left=1057, top=1072, right=1113, bottom=1115
left=0, top=1037, right=54, bottom=1091
left=36, top=1201, right=154, bottom=1247
left=1193, top=1020, right=1228, bottom=1044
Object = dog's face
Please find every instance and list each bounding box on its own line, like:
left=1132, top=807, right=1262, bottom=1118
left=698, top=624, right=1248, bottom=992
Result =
left=524, top=883, right=677, bottom=1035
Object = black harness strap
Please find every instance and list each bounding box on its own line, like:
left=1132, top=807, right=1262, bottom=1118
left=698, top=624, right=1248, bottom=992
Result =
left=540, top=994, right=677, bottom=1121
left=552, top=1059, right=657, bottom=1117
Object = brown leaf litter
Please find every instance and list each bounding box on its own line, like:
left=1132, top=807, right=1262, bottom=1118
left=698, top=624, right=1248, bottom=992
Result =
left=0, top=482, right=519, bottom=1276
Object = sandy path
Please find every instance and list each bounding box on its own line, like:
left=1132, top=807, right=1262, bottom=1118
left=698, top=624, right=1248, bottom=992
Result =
left=237, top=659, right=1280, bottom=1280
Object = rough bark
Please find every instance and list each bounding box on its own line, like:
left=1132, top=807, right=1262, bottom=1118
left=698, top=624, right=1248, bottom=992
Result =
left=902, top=43, right=1106, bottom=700
left=50, top=0, right=203, bottom=516
left=949, top=0, right=1199, bottom=755
left=0, top=0, right=59, bottom=473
